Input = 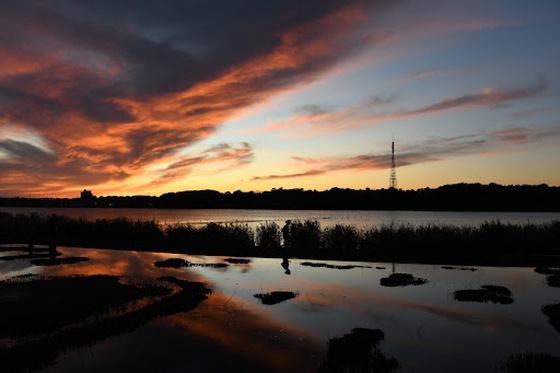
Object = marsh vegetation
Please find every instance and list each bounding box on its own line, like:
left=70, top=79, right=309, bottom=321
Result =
left=500, top=352, right=560, bottom=372
left=0, top=274, right=211, bottom=371
left=253, top=291, right=298, bottom=305
left=453, top=285, right=514, bottom=304
left=2, top=212, right=559, bottom=266
left=379, top=273, right=428, bottom=287
left=542, top=303, right=560, bottom=334
left=318, top=328, right=399, bottom=372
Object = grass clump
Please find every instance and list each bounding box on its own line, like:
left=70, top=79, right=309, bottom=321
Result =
left=253, top=291, right=297, bottom=305
left=318, top=328, right=398, bottom=372
left=300, top=261, right=371, bottom=270
left=30, top=257, right=90, bottom=266
left=454, top=285, right=514, bottom=304
left=0, top=275, right=170, bottom=339
left=154, top=258, right=228, bottom=269
left=542, top=303, right=560, bottom=334
left=223, top=258, right=251, bottom=264
left=546, top=273, right=560, bottom=287
left=380, top=273, right=428, bottom=287
left=0, top=275, right=210, bottom=371
left=533, top=267, right=560, bottom=287
left=500, top=352, right=560, bottom=372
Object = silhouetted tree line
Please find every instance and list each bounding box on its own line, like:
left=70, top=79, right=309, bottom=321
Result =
left=1, top=183, right=559, bottom=211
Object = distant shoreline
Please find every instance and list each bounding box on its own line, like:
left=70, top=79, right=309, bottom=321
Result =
left=2, top=183, right=559, bottom=212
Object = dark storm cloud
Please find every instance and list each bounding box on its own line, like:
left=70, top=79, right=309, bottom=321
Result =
left=0, top=139, right=57, bottom=165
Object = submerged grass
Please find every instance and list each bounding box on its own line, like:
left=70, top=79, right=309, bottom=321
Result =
left=1, top=212, right=559, bottom=266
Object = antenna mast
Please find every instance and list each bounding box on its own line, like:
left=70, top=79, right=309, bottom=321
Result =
left=389, top=140, right=397, bottom=189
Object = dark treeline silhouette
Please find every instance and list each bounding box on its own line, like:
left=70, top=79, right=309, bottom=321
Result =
left=1, top=183, right=559, bottom=211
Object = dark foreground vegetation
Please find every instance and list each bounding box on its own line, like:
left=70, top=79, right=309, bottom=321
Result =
left=2, top=183, right=560, bottom=211
left=318, top=328, right=398, bottom=372
left=253, top=291, right=298, bottom=305
left=453, top=285, right=514, bottom=304
left=379, top=273, right=428, bottom=287
left=500, top=352, right=560, bottom=372
left=542, top=303, right=560, bottom=334
left=0, top=275, right=211, bottom=372
left=1, top=212, right=559, bottom=266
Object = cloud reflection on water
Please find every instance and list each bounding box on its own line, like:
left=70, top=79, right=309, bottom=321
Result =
left=4, top=247, right=560, bottom=372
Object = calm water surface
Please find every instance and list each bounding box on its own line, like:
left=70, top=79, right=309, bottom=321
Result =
left=2, top=247, right=559, bottom=372
left=1, top=207, right=559, bottom=228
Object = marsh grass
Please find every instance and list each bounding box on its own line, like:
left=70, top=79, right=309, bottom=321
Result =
left=0, top=275, right=210, bottom=371
left=1, top=212, right=559, bottom=265
left=500, top=352, right=560, bottom=372
left=255, top=221, right=281, bottom=253
left=30, top=257, right=90, bottom=266
left=454, top=285, right=514, bottom=304
left=223, top=258, right=251, bottom=264
left=542, top=303, right=560, bottom=334
left=533, top=267, right=560, bottom=287
left=318, top=328, right=399, bottom=372
left=253, top=291, right=297, bottom=305
left=300, top=261, right=371, bottom=270
left=379, top=273, right=428, bottom=287
left=442, top=266, right=477, bottom=271
left=154, top=258, right=228, bottom=268
left=0, top=275, right=170, bottom=339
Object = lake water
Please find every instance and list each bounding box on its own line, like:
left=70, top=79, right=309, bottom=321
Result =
left=1, top=246, right=559, bottom=372
left=1, top=207, right=559, bottom=229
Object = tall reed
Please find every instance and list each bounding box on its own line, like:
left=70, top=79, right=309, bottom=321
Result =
left=1, top=212, right=558, bottom=265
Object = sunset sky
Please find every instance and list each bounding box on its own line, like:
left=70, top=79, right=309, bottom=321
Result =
left=1, top=0, right=559, bottom=198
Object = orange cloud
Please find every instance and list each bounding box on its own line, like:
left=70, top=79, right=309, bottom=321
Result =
left=0, top=1, right=382, bottom=197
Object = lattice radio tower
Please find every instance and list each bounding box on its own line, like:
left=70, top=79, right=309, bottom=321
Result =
left=389, top=140, right=397, bottom=189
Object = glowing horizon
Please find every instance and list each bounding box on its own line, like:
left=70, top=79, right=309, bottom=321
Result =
left=1, top=1, right=559, bottom=198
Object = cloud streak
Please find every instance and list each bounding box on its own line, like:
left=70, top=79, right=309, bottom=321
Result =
left=251, top=124, right=560, bottom=182
left=261, top=77, right=547, bottom=136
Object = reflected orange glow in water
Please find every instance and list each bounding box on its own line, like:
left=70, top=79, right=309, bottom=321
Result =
left=3, top=247, right=560, bottom=372
left=165, top=294, right=324, bottom=372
